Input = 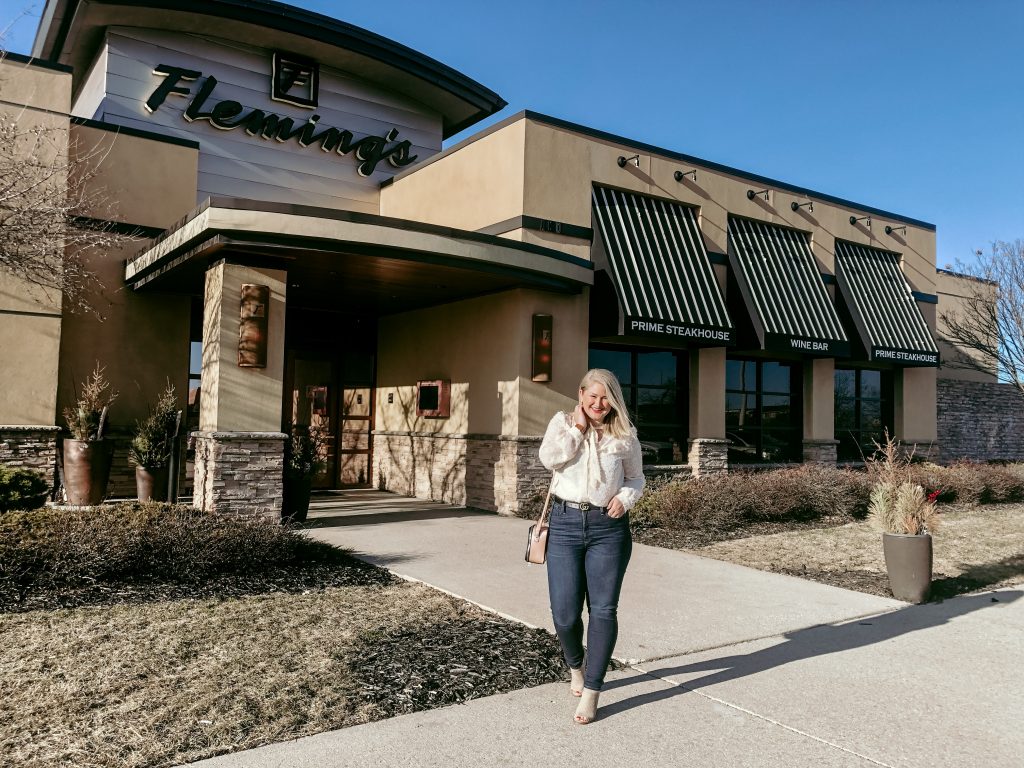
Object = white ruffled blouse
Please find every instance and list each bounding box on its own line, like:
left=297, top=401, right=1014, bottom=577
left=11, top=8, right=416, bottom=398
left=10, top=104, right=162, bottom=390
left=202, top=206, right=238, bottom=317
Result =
left=538, top=411, right=645, bottom=511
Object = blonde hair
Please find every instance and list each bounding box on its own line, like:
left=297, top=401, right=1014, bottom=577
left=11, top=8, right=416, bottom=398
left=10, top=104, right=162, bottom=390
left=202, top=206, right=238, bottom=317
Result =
left=579, top=368, right=635, bottom=440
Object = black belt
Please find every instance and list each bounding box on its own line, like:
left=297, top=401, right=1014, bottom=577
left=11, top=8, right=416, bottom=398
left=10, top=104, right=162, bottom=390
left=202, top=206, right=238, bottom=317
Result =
left=552, top=495, right=603, bottom=512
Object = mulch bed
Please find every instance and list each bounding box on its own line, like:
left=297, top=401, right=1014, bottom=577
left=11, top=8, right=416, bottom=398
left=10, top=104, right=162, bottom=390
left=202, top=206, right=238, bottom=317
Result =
left=346, top=615, right=566, bottom=717
left=0, top=557, right=395, bottom=614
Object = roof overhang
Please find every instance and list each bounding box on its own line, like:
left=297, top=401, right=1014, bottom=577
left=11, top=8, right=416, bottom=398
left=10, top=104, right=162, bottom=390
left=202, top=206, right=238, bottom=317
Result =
left=125, top=198, right=592, bottom=313
left=33, top=0, right=506, bottom=138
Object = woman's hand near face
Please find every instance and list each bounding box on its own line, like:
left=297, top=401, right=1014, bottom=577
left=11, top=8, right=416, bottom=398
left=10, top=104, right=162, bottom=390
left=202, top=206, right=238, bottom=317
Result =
left=573, top=404, right=588, bottom=431
left=606, top=497, right=625, bottom=518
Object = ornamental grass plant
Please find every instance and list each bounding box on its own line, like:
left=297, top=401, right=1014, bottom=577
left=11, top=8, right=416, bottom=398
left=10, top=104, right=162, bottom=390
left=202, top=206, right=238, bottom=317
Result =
left=865, top=431, right=940, bottom=536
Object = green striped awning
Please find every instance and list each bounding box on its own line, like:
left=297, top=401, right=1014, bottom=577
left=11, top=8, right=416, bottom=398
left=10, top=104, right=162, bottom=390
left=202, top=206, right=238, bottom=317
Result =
left=834, top=240, right=939, bottom=366
left=591, top=186, right=733, bottom=345
left=727, top=217, right=849, bottom=357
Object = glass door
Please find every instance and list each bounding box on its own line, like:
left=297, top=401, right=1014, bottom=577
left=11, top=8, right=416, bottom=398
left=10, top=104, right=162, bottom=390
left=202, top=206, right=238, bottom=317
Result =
left=286, top=354, right=337, bottom=489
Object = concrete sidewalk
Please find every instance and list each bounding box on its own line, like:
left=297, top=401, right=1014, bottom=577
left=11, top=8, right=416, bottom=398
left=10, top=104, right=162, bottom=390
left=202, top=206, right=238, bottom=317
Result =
left=189, top=490, right=1024, bottom=768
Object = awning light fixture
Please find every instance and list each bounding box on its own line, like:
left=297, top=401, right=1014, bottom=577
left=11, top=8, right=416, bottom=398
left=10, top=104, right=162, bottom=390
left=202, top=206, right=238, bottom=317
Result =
left=849, top=215, right=872, bottom=229
left=617, top=154, right=640, bottom=168
left=790, top=200, right=814, bottom=212
left=885, top=225, right=907, bottom=236
left=674, top=169, right=697, bottom=182
left=747, top=188, right=771, bottom=201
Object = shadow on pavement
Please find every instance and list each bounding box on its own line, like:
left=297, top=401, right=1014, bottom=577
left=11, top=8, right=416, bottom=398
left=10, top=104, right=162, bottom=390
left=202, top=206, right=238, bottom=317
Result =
left=599, top=589, right=1022, bottom=720
left=301, top=489, right=488, bottom=529
left=304, top=507, right=485, bottom=528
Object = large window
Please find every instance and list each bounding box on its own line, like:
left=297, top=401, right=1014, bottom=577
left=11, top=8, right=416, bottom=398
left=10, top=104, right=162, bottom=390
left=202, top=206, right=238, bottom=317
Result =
left=588, top=347, right=688, bottom=464
left=835, top=368, right=892, bottom=461
left=726, top=359, right=801, bottom=463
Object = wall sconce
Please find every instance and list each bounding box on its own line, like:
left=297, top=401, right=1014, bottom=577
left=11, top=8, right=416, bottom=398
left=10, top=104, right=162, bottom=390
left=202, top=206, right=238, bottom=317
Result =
left=747, top=188, right=770, bottom=201
left=238, top=283, right=269, bottom=368
left=532, top=313, right=553, bottom=383
left=674, top=169, right=697, bottom=182
left=885, top=225, right=907, bottom=236
left=790, top=200, right=814, bottom=213
left=849, top=215, right=872, bottom=229
left=617, top=154, right=640, bottom=168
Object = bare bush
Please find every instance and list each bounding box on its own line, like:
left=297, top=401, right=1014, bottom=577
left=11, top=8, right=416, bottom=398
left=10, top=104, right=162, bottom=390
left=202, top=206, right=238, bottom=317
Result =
left=0, top=52, right=138, bottom=315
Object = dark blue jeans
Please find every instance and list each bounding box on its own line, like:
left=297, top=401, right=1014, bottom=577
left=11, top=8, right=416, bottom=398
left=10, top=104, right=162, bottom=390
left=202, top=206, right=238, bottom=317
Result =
left=546, top=500, right=632, bottom=691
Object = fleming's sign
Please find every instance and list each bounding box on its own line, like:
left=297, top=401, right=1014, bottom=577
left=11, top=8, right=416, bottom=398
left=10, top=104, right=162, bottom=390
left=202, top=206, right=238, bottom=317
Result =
left=144, top=54, right=418, bottom=177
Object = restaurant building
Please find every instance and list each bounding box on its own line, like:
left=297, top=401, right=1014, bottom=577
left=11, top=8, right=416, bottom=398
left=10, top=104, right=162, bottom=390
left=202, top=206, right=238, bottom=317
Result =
left=1, top=0, right=976, bottom=516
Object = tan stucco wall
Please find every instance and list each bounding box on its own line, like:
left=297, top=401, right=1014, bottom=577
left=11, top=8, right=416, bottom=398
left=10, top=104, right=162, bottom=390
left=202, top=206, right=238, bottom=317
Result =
left=386, top=115, right=936, bottom=293
left=0, top=59, right=71, bottom=425
left=0, top=57, right=71, bottom=112
left=70, top=124, right=199, bottom=229
left=54, top=130, right=199, bottom=429
left=895, top=367, right=938, bottom=444
left=935, top=270, right=998, bottom=383
left=803, top=357, right=836, bottom=440
left=689, top=347, right=726, bottom=439
left=200, top=262, right=287, bottom=433
left=521, top=119, right=936, bottom=292
left=56, top=239, right=191, bottom=428
left=379, top=120, right=526, bottom=231
left=376, top=287, right=586, bottom=437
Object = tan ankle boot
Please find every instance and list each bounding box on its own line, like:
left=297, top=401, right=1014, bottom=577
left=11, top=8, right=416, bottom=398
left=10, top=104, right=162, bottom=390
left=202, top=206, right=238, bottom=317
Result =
left=574, top=689, right=599, bottom=724
left=569, top=667, right=584, bottom=697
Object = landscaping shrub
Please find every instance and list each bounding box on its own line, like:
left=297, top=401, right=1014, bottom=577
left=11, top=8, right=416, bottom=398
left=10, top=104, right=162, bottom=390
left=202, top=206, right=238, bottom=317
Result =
left=630, top=465, right=872, bottom=538
left=904, top=462, right=1024, bottom=505
left=0, top=501, right=349, bottom=602
left=0, top=464, right=49, bottom=512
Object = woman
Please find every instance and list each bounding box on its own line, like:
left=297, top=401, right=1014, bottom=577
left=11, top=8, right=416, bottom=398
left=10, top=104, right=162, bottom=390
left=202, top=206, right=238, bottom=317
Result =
left=539, top=368, right=645, bottom=724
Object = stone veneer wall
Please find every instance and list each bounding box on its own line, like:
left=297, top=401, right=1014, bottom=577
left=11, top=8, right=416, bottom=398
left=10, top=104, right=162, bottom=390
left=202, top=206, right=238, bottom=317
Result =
left=938, top=379, right=1024, bottom=462
left=687, top=438, right=729, bottom=476
left=192, top=431, right=285, bottom=518
left=373, top=432, right=549, bottom=516
left=0, top=426, right=60, bottom=486
left=802, top=439, right=839, bottom=464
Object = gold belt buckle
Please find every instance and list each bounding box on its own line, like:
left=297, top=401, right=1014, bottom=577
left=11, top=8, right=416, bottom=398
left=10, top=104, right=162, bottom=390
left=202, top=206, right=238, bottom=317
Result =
left=578, top=501, right=591, bottom=511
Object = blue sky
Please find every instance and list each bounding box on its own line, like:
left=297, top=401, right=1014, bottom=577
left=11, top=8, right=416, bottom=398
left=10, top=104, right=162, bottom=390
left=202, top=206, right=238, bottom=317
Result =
left=3, top=0, right=1021, bottom=268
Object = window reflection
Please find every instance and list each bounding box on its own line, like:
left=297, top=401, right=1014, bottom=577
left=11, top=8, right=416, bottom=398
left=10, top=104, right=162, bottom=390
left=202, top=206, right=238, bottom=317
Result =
left=589, top=346, right=687, bottom=465
left=835, top=368, right=892, bottom=461
left=726, top=358, right=801, bottom=463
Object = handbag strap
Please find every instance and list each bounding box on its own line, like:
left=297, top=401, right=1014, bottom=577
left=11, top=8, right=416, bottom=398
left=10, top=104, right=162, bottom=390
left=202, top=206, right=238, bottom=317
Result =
left=534, top=477, right=554, bottom=532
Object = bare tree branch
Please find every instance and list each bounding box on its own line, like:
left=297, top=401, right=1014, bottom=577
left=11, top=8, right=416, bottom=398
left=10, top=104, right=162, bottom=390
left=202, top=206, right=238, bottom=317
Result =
left=0, top=50, right=138, bottom=316
left=938, top=239, right=1024, bottom=398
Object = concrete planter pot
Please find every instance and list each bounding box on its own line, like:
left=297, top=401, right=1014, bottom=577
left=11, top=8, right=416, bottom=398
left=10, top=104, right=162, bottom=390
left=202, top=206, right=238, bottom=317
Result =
left=882, top=532, right=933, bottom=603
left=135, top=465, right=169, bottom=503
left=62, top=439, right=114, bottom=506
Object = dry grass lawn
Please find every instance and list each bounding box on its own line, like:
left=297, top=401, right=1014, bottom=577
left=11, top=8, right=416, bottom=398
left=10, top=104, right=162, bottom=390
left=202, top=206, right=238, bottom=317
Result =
left=0, top=582, right=560, bottom=768
left=695, top=503, right=1024, bottom=598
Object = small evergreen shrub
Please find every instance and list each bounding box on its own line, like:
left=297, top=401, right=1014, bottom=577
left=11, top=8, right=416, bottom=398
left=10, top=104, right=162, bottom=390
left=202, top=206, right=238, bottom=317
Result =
left=128, top=382, right=179, bottom=469
left=0, top=465, right=49, bottom=513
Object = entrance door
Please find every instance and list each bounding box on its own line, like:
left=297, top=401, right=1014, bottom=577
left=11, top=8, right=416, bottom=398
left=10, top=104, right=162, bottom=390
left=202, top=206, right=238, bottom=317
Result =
left=285, top=348, right=374, bottom=488
left=286, top=353, right=337, bottom=489
left=338, top=350, right=374, bottom=487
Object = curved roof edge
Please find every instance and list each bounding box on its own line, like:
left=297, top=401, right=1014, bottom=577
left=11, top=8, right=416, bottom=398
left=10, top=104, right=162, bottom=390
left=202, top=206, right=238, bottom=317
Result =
left=33, top=0, right=507, bottom=138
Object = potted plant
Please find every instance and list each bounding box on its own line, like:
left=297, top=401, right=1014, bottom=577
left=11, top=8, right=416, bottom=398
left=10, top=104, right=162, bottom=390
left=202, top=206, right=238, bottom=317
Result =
left=61, top=363, right=118, bottom=506
left=867, top=432, right=941, bottom=603
left=128, top=382, right=180, bottom=502
left=282, top=423, right=326, bottom=523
